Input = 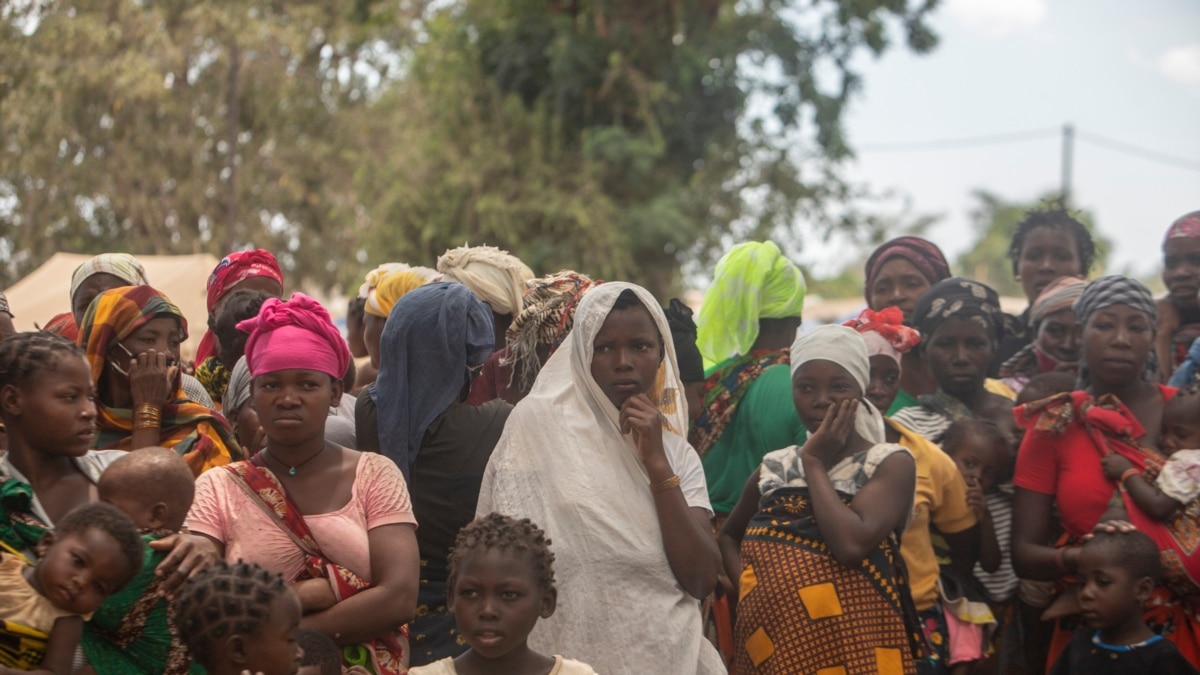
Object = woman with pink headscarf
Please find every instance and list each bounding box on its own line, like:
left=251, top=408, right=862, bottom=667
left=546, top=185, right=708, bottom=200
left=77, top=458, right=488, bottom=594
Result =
left=194, top=249, right=285, bottom=402
left=187, top=293, right=419, bottom=674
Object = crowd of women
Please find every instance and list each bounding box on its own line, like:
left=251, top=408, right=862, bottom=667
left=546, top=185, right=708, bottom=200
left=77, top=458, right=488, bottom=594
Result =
left=0, top=205, right=1197, bottom=674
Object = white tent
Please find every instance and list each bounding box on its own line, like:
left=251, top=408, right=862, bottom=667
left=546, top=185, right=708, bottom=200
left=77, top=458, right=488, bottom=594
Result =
left=3, top=252, right=220, bottom=359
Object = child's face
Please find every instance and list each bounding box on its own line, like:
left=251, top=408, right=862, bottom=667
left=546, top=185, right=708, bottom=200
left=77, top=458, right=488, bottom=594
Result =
left=590, top=305, right=662, bottom=409
left=1161, top=401, right=1200, bottom=456
left=451, top=547, right=555, bottom=660
left=241, top=591, right=303, bottom=675
left=792, top=360, right=862, bottom=434
left=1076, top=544, right=1152, bottom=635
left=950, top=433, right=1007, bottom=494
left=865, top=354, right=901, bottom=414
left=32, top=528, right=134, bottom=615
left=11, top=355, right=97, bottom=457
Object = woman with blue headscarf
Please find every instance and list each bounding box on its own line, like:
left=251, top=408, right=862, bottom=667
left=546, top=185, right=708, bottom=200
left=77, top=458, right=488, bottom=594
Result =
left=355, top=281, right=513, bottom=667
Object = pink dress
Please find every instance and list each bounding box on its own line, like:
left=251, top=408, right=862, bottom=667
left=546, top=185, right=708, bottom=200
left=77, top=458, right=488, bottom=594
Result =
left=187, top=452, right=416, bottom=581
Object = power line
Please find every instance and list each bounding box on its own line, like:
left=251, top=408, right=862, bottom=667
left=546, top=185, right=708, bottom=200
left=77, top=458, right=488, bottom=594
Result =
left=857, top=126, right=1200, bottom=175
left=857, top=128, right=1059, bottom=152
left=1075, top=130, right=1200, bottom=174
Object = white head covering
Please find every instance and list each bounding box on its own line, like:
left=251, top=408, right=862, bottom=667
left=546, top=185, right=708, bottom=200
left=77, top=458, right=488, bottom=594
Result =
left=476, top=281, right=723, bottom=674
left=790, top=325, right=885, bottom=444
left=437, top=245, right=535, bottom=316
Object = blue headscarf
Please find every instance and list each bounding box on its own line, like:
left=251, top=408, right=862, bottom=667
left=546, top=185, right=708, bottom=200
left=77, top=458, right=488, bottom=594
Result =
left=370, top=282, right=495, bottom=478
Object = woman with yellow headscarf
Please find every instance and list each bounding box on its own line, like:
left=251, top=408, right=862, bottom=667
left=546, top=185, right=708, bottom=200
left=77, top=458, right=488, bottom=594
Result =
left=692, top=241, right=809, bottom=517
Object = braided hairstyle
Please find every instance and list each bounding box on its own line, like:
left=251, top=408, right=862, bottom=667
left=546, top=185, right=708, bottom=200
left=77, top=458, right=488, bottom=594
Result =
left=1007, top=200, right=1097, bottom=276
left=448, top=512, right=556, bottom=595
left=172, top=561, right=290, bottom=668
left=0, top=331, right=87, bottom=392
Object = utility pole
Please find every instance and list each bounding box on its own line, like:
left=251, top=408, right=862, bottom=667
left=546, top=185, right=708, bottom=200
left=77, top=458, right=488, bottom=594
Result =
left=1061, top=122, right=1074, bottom=205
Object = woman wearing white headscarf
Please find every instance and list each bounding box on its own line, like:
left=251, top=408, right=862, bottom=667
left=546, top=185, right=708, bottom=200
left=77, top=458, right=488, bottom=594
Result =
left=718, top=325, right=922, bottom=674
left=477, top=282, right=724, bottom=675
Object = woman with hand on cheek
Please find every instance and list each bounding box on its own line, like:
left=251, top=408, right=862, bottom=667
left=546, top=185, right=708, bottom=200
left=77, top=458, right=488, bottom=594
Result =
left=478, top=283, right=724, bottom=675
left=719, top=325, right=921, bottom=674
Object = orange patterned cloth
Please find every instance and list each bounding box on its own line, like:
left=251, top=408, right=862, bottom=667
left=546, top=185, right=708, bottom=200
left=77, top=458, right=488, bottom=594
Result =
left=734, top=486, right=924, bottom=674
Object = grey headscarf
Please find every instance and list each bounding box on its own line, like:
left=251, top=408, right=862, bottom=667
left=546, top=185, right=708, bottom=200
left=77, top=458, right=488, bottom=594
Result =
left=1074, top=275, right=1159, bottom=388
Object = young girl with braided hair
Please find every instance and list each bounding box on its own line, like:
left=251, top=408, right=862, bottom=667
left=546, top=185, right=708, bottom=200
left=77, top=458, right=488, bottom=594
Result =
left=172, top=561, right=302, bottom=675
left=0, top=332, right=220, bottom=654
left=410, top=513, right=597, bottom=675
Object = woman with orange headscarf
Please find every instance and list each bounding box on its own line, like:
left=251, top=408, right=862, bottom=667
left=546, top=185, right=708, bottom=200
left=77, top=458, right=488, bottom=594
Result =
left=78, top=285, right=240, bottom=475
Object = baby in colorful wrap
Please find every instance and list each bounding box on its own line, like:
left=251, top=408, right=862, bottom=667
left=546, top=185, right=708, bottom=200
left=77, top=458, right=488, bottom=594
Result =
left=78, top=448, right=203, bottom=675
left=0, top=503, right=143, bottom=675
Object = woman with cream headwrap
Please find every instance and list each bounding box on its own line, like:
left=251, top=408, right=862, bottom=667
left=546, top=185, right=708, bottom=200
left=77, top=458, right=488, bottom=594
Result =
left=437, top=245, right=535, bottom=350
left=691, top=241, right=808, bottom=517
left=719, top=325, right=921, bottom=674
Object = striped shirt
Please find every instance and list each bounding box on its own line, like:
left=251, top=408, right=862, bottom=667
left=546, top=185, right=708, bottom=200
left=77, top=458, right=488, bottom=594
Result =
left=974, top=491, right=1018, bottom=603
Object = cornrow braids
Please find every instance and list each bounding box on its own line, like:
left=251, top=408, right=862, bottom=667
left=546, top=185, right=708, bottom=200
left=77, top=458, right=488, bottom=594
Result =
left=55, top=502, right=144, bottom=586
left=1007, top=200, right=1097, bottom=276
left=172, top=561, right=289, bottom=668
left=448, top=513, right=556, bottom=595
left=0, top=331, right=86, bottom=391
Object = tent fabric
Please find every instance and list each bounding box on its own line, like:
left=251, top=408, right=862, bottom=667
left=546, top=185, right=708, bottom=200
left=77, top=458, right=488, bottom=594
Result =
left=3, top=253, right=220, bottom=360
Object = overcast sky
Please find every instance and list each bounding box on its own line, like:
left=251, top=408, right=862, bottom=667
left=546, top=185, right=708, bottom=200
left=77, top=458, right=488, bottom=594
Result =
left=807, top=0, right=1199, bottom=285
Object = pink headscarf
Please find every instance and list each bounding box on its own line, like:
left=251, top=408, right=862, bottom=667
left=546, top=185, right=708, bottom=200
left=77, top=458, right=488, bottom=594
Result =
left=237, top=293, right=350, bottom=380
left=1164, top=211, right=1200, bottom=243
left=842, top=306, right=921, bottom=365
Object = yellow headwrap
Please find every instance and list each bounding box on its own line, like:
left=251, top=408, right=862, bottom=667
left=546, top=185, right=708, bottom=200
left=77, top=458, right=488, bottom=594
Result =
left=696, top=241, right=806, bottom=364
left=366, top=269, right=435, bottom=318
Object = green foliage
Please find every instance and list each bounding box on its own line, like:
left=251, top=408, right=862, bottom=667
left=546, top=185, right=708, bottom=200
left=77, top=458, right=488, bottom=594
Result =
left=1, top=0, right=940, bottom=298
left=955, top=190, right=1111, bottom=297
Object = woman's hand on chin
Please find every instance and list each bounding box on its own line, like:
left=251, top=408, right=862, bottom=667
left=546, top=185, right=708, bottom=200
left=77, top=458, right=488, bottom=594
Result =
left=150, top=532, right=221, bottom=596
left=620, top=394, right=668, bottom=470
left=801, top=398, right=856, bottom=466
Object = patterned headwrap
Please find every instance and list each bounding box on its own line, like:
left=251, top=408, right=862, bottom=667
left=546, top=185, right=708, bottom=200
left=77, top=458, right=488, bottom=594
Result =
left=1029, top=276, right=1087, bottom=327
left=0, top=292, right=10, bottom=318
left=365, top=268, right=437, bottom=319
left=222, top=355, right=253, bottom=414
left=1074, top=275, right=1159, bottom=387
left=502, top=270, right=599, bottom=394
left=664, top=299, right=705, bottom=384
left=910, top=278, right=1004, bottom=349
left=696, top=241, right=807, bottom=364
left=1163, top=210, right=1200, bottom=243
left=790, top=325, right=885, bottom=444
left=69, top=253, right=149, bottom=301
left=842, top=306, right=921, bottom=366
left=77, top=285, right=238, bottom=475
left=238, top=293, right=350, bottom=381
left=863, top=237, right=952, bottom=303
left=437, top=245, right=535, bottom=316
left=370, top=282, right=495, bottom=479
left=196, top=249, right=284, bottom=363
left=41, top=312, right=78, bottom=341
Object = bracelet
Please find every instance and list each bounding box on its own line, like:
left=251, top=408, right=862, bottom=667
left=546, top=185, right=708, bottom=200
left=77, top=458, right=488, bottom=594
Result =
left=133, top=404, right=161, bottom=431
left=1119, top=468, right=1141, bottom=487
left=650, top=474, right=681, bottom=495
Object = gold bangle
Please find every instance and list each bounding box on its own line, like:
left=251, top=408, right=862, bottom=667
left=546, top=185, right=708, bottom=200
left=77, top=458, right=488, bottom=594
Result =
left=650, top=474, right=681, bottom=494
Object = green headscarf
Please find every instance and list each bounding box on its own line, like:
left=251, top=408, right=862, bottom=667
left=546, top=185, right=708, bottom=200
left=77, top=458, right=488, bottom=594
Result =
left=696, top=241, right=807, bottom=364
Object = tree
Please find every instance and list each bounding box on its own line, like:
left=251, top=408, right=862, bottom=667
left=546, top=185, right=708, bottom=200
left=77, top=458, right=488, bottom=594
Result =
left=1, top=0, right=941, bottom=298
left=955, top=190, right=1111, bottom=297
left=354, top=0, right=941, bottom=297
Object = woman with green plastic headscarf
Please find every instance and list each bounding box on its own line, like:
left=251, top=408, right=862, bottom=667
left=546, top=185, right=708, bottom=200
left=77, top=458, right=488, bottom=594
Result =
left=692, top=241, right=808, bottom=517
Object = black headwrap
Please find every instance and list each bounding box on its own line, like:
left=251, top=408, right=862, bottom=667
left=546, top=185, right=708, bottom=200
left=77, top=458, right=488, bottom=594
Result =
left=911, top=278, right=1004, bottom=349
left=664, top=298, right=705, bottom=384
left=1074, top=275, right=1159, bottom=388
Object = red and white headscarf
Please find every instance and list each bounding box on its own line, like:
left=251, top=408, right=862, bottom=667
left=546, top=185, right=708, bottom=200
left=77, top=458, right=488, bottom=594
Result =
left=842, top=306, right=921, bottom=366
